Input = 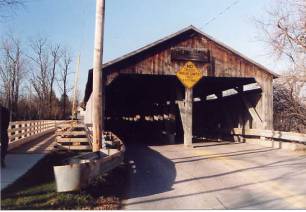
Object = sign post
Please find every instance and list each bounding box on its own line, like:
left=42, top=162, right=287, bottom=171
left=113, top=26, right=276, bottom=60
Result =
left=176, top=61, right=203, bottom=147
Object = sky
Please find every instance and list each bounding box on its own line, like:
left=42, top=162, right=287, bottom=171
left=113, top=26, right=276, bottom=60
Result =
left=0, top=0, right=282, bottom=99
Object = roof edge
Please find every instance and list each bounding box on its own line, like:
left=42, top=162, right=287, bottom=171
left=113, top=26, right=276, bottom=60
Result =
left=102, top=25, right=279, bottom=78
left=189, top=26, right=279, bottom=78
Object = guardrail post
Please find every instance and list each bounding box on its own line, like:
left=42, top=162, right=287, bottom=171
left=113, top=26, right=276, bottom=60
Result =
left=34, top=121, right=37, bottom=135
left=21, top=122, right=25, bottom=139
left=29, top=122, right=32, bottom=136
left=8, top=123, right=12, bottom=143
left=18, top=123, right=21, bottom=140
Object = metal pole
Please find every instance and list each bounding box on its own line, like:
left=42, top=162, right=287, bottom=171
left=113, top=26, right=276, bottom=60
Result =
left=92, top=0, right=105, bottom=152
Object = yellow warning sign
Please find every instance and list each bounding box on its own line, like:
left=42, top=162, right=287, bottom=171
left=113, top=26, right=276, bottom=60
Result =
left=176, top=61, right=203, bottom=89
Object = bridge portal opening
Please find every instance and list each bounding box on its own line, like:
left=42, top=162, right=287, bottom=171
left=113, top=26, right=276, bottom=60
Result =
left=105, top=74, right=185, bottom=145
left=104, top=74, right=261, bottom=145
left=193, top=77, right=261, bottom=142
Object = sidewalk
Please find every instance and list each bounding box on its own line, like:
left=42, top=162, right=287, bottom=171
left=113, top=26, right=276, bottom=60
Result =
left=1, top=153, right=46, bottom=190
left=1, top=134, right=56, bottom=190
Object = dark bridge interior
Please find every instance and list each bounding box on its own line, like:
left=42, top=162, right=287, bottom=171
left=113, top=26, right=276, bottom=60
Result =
left=104, top=74, right=261, bottom=145
left=105, top=74, right=185, bottom=144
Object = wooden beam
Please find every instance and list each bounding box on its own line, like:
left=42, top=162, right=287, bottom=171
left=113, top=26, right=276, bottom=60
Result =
left=240, top=94, right=263, bottom=124
left=177, top=101, right=185, bottom=132
left=184, top=88, right=193, bottom=146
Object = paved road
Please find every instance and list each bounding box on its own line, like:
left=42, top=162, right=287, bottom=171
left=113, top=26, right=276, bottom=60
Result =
left=122, top=141, right=306, bottom=209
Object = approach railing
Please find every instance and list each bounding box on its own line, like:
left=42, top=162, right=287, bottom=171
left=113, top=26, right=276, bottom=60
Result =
left=195, top=128, right=306, bottom=151
left=204, top=127, right=306, bottom=151
left=204, top=128, right=306, bottom=144
left=8, top=120, right=69, bottom=150
left=53, top=131, right=125, bottom=192
left=84, top=123, right=93, bottom=148
left=227, top=128, right=306, bottom=144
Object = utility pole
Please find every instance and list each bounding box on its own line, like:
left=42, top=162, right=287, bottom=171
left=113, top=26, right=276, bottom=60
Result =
left=92, top=0, right=105, bottom=152
left=72, top=55, right=80, bottom=120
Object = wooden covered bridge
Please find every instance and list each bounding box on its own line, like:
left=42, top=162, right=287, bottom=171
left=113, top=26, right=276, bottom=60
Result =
left=3, top=26, right=306, bottom=209
left=83, top=25, right=278, bottom=146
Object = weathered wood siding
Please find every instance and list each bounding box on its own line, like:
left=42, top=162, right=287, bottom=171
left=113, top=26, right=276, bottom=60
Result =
left=105, top=33, right=273, bottom=130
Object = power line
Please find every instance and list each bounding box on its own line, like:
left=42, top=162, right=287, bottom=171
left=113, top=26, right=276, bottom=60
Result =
left=202, top=0, right=240, bottom=28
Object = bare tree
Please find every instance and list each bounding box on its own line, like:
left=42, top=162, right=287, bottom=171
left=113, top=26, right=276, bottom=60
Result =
left=0, top=35, right=26, bottom=121
left=255, top=0, right=306, bottom=132
left=0, top=0, right=25, bottom=18
left=0, top=0, right=23, bottom=7
left=57, top=49, right=73, bottom=119
left=48, top=44, right=62, bottom=118
left=273, top=81, right=306, bottom=132
left=28, top=38, right=50, bottom=119
left=0, top=33, right=75, bottom=121
left=256, top=0, right=306, bottom=62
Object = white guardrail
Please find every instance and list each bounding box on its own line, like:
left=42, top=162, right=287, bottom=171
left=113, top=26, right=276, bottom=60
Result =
left=205, top=128, right=306, bottom=151
left=229, top=128, right=306, bottom=144
left=8, top=120, right=68, bottom=150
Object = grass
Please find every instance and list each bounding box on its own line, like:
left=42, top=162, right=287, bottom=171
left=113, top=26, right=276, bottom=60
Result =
left=1, top=151, right=128, bottom=210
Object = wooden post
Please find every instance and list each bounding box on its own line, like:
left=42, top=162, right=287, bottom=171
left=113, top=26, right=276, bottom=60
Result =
left=72, top=55, right=81, bottom=120
left=184, top=88, right=193, bottom=146
left=92, top=0, right=105, bottom=152
left=21, top=123, right=25, bottom=138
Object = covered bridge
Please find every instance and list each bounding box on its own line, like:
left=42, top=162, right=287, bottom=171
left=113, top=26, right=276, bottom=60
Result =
left=83, top=25, right=278, bottom=146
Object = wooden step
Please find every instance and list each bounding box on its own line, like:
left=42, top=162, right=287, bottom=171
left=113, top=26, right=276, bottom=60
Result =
left=56, top=137, right=88, bottom=143
left=57, top=131, right=87, bottom=136
left=55, top=144, right=91, bottom=151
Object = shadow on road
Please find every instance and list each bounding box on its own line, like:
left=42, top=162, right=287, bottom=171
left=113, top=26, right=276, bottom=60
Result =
left=174, top=148, right=277, bottom=164
left=193, top=141, right=239, bottom=148
left=122, top=137, right=176, bottom=200
left=123, top=153, right=306, bottom=208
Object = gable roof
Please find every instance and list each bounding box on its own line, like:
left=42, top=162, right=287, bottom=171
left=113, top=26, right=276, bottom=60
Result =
left=103, top=25, right=278, bottom=78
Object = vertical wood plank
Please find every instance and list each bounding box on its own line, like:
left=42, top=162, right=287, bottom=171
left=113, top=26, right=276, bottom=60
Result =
left=184, top=88, right=193, bottom=146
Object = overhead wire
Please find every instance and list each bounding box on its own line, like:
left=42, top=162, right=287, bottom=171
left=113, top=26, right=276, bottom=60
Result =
left=201, top=0, right=240, bottom=28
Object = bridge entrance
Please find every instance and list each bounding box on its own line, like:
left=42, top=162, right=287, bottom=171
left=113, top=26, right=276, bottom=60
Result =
left=105, top=74, right=185, bottom=145
left=103, top=74, right=261, bottom=145
left=83, top=26, right=276, bottom=146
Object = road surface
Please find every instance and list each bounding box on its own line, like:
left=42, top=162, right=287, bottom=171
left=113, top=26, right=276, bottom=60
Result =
left=122, top=140, right=306, bottom=209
